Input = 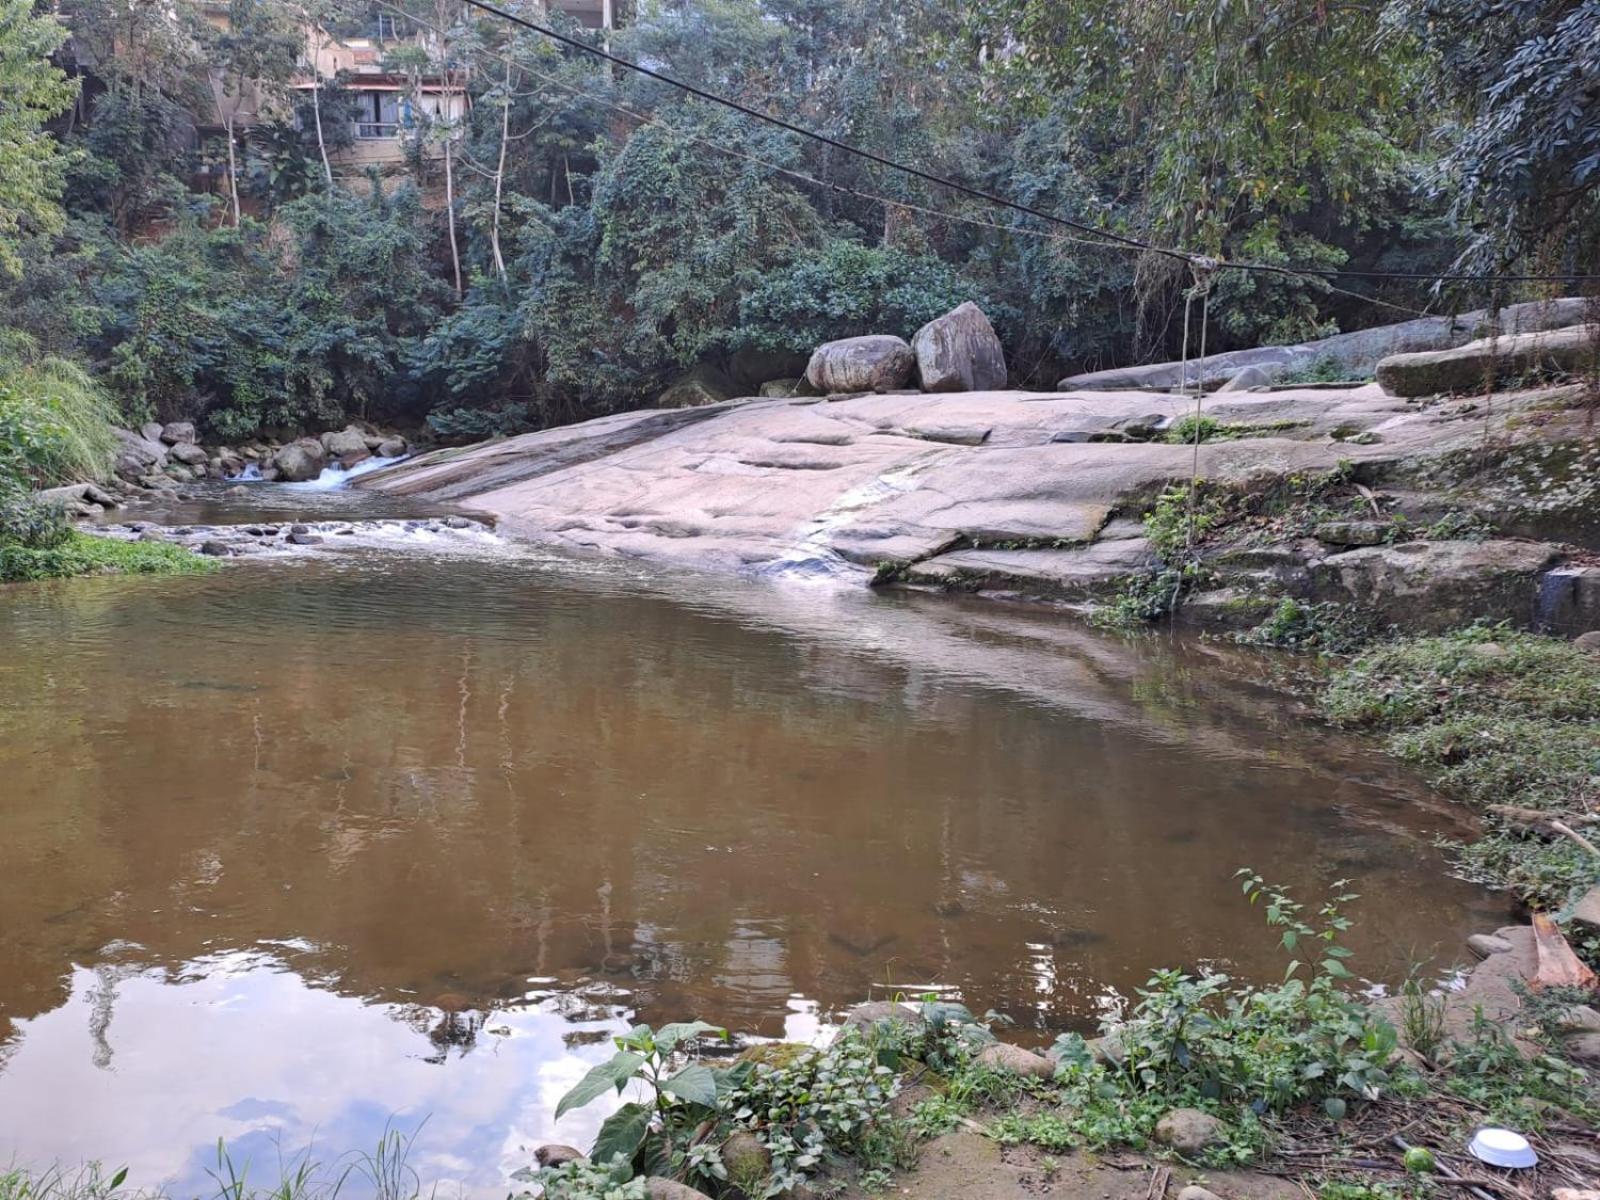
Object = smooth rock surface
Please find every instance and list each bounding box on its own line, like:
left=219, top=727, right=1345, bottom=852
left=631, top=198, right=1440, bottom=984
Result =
left=912, top=302, right=1007, bottom=392
left=842, top=1001, right=925, bottom=1036
left=160, top=421, right=197, bottom=445
left=1153, top=1108, right=1225, bottom=1156
left=1376, top=324, right=1598, bottom=397
left=806, top=335, right=915, bottom=394
left=1467, top=933, right=1514, bottom=959
left=1306, top=540, right=1564, bottom=631
left=973, top=1042, right=1056, bottom=1079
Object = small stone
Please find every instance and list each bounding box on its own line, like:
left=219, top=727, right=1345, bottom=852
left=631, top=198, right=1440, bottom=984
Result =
left=643, top=1180, right=710, bottom=1200
left=1152, top=1108, right=1225, bottom=1156
left=974, top=1041, right=1056, bottom=1079
left=290, top=523, right=310, bottom=535
left=1178, top=1187, right=1225, bottom=1200
left=1314, top=519, right=1389, bottom=547
left=1562, top=1033, right=1600, bottom=1066
left=1572, top=886, right=1600, bottom=932
left=287, top=533, right=323, bottom=546
left=199, top=540, right=232, bottom=556
left=1576, top=631, right=1600, bottom=654
left=445, top=516, right=472, bottom=529
left=1050, top=430, right=1094, bottom=443
left=842, top=1001, right=925, bottom=1037
left=1553, top=1005, right=1600, bottom=1034
left=1467, top=933, right=1514, bottom=959
left=534, top=1145, right=586, bottom=1168
left=720, top=1130, right=771, bottom=1181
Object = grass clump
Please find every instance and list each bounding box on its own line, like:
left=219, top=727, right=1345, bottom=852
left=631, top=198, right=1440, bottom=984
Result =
left=0, top=531, right=217, bottom=583
left=1234, top=597, right=1381, bottom=655
left=1323, top=625, right=1600, bottom=915
left=0, top=358, right=120, bottom=488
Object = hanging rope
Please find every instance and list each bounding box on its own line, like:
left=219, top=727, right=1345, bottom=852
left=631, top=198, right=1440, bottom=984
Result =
left=1184, top=260, right=1216, bottom=550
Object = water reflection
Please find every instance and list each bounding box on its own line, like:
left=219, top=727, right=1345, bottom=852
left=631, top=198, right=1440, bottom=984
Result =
left=0, top=547, right=1507, bottom=1193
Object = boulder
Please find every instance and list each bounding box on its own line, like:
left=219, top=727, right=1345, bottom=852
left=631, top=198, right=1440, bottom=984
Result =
left=199, top=539, right=232, bottom=557
left=377, top=438, right=407, bottom=459
left=842, top=1001, right=926, bottom=1038
left=1467, top=933, right=1514, bottom=959
left=1575, top=631, right=1600, bottom=654
left=1553, top=1005, right=1600, bottom=1034
left=1305, top=539, right=1564, bottom=631
left=759, top=378, right=803, bottom=398
left=659, top=363, right=739, bottom=409
left=139, top=422, right=165, bottom=443
left=911, top=302, right=1007, bottom=393
left=287, top=532, right=323, bottom=546
left=36, top=482, right=120, bottom=510
left=1217, top=364, right=1278, bottom=392
left=1152, top=1108, right=1225, bottom=1156
left=1178, top=1188, right=1225, bottom=1200
left=159, top=421, right=197, bottom=445
left=168, top=441, right=209, bottom=467
left=272, top=440, right=326, bottom=483
left=1376, top=324, right=1599, bottom=397
left=113, top=429, right=168, bottom=481
left=321, top=427, right=371, bottom=459
left=805, top=336, right=915, bottom=394
left=973, top=1042, right=1055, bottom=1079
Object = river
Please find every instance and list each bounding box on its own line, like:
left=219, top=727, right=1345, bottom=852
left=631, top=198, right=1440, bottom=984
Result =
left=0, top=484, right=1507, bottom=1196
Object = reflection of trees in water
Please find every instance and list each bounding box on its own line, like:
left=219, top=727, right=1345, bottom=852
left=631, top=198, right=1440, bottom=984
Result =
left=85, top=963, right=144, bottom=1070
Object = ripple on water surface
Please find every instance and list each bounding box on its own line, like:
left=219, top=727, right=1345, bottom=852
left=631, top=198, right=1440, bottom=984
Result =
left=0, top=545, right=1508, bottom=1196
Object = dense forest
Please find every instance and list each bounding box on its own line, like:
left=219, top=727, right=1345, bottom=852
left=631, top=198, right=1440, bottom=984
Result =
left=0, top=0, right=1597, bottom=455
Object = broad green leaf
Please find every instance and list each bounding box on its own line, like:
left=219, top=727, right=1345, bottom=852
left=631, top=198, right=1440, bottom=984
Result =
left=555, top=1051, right=646, bottom=1120
left=1324, top=1097, right=1347, bottom=1119
left=660, top=1063, right=718, bottom=1108
left=590, top=1102, right=651, bottom=1168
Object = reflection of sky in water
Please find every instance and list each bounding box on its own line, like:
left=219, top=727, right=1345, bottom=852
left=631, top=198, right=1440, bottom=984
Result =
left=0, top=950, right=806, bottom=1198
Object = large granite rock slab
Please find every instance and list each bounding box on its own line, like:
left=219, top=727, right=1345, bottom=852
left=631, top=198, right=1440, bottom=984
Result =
left=1375, top=324, right=1598, bottom=397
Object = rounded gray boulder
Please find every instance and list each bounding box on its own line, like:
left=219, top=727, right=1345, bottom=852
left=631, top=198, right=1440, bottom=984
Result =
left=911, top=302, right=1006, bottom=393
left=805, top=335, right=915, bottom=394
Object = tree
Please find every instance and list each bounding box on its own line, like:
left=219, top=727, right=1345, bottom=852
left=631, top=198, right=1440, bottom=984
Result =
left=1395, top=0, right=1600, bottom=274
left=0, top=0, right=78, bottom=274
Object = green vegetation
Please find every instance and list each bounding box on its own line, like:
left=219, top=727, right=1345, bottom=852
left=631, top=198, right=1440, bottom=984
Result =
left=1163, top=415, right=1306, bottom=444
left=0, top=0, right=1591, bottom=444
left=1324, top=626, right=1600, bottom=922
left=0, top=357, right=119, bottom=487
left=0, top=530, right=218, bottom=583
left=1234, top=598, right=1380, bottom=655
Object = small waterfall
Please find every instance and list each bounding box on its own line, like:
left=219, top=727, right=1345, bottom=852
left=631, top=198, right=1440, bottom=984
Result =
left=285, top=455, right=408, bottom=491
left=235, top=461, right=263, bottom=482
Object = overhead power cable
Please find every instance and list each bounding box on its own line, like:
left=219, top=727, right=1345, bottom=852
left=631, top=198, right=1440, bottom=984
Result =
left=447, top=0, right=1600, bottom=287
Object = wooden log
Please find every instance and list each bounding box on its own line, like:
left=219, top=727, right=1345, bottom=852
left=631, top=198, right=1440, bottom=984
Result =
left=1532, top=912, right=1598, bottom=991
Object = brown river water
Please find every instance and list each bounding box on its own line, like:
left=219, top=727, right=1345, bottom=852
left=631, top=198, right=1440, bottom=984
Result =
left=0, top=486, right=1509, bottom=1195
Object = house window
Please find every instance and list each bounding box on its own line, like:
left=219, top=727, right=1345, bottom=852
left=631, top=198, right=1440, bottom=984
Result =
left=354, top=90, right=400, bottom=138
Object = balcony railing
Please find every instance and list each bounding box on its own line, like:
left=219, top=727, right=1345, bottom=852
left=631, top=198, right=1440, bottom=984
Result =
left=355, top=122, right=399, bottom=139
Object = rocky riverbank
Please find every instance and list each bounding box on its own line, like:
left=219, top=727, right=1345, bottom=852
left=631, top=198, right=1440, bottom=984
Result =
left=358, top=323, right=1600, bottom=642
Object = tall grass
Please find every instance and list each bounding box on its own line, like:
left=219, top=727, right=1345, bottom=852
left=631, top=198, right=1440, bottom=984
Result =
left=0, top=357, right=120, bottom=488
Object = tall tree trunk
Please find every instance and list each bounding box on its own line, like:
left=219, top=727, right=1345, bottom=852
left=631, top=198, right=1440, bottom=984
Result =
left=225, top=113, right=242, bottom=227
left=311, top=78, right=333, bottom=188
left=490, top=60, right=511, bottom=285
left=444, top=119, right=462, bottom=297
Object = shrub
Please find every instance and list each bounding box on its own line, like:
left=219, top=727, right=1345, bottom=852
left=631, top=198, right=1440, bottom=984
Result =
left=0, top=358, right=118, bottom=487
left=0, top=480, right=70, bottom=549
left=0, top=532, right=218, bottom=583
